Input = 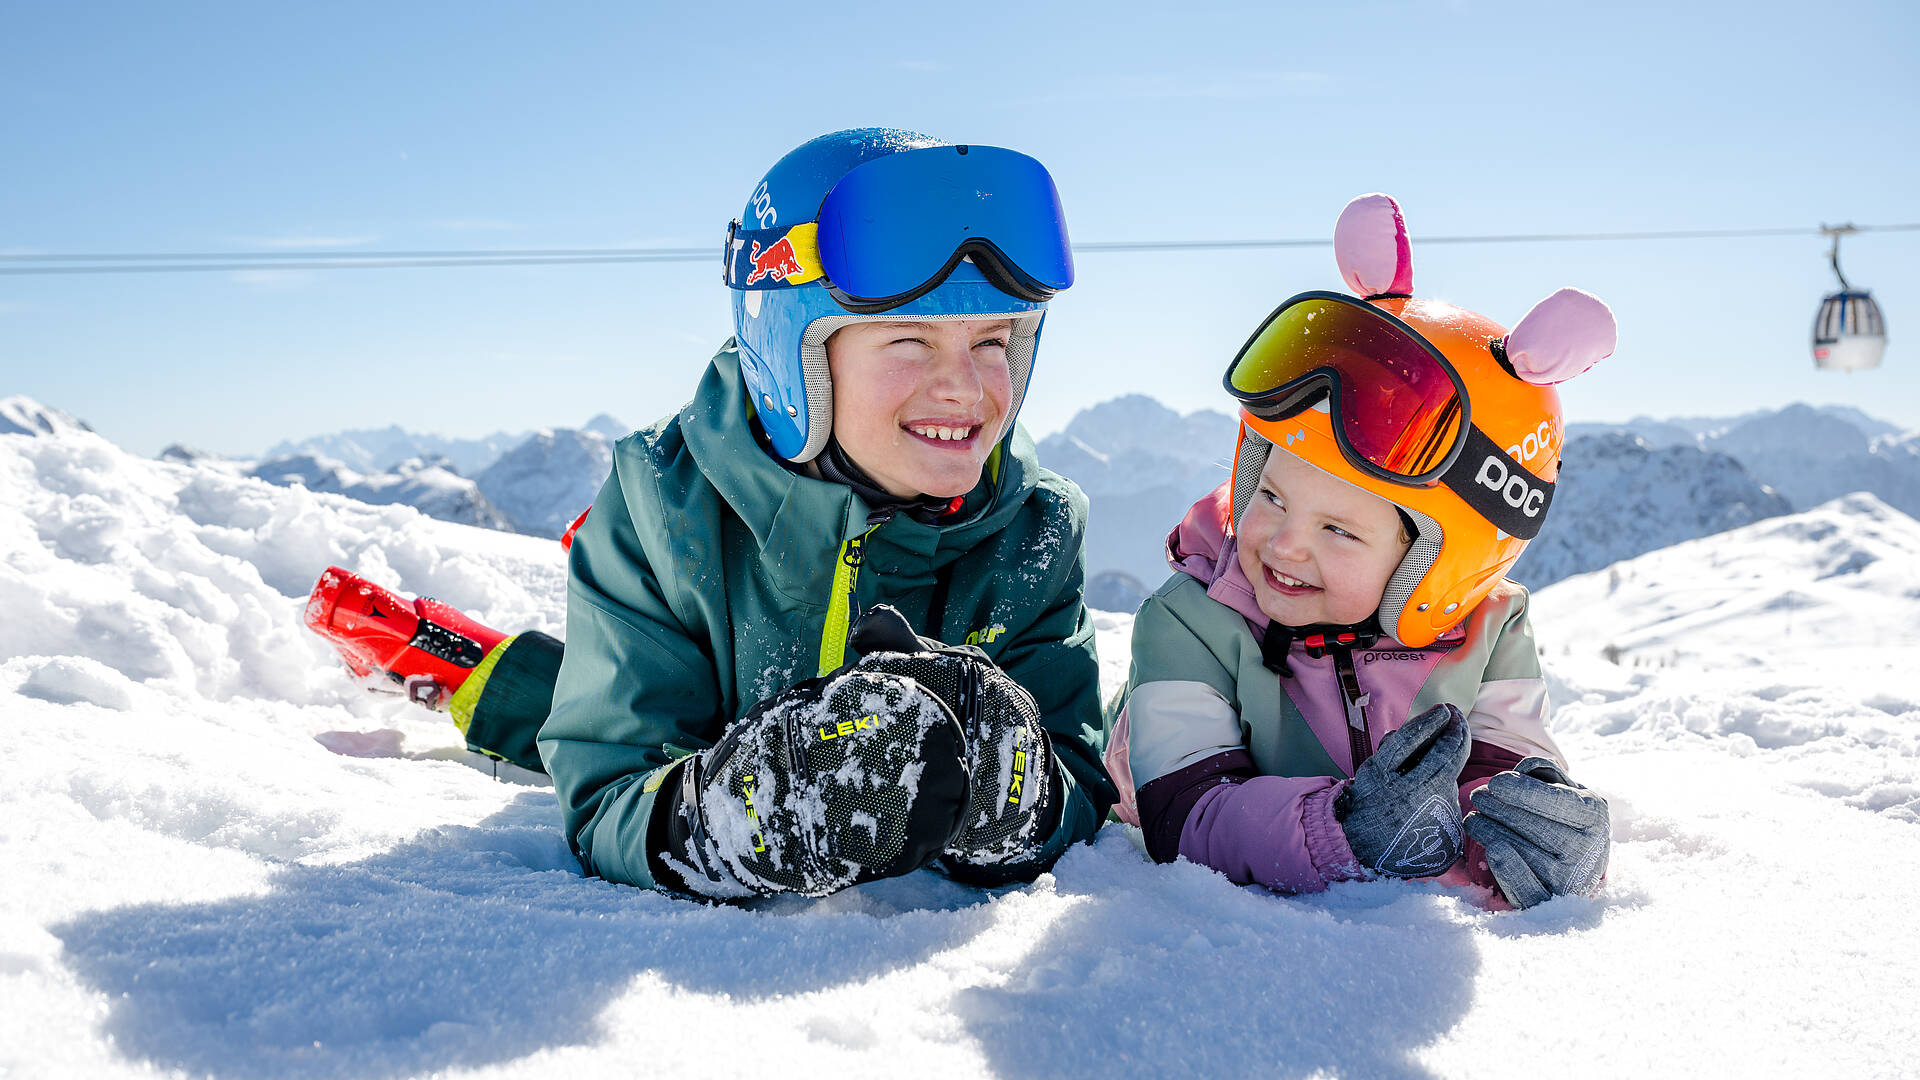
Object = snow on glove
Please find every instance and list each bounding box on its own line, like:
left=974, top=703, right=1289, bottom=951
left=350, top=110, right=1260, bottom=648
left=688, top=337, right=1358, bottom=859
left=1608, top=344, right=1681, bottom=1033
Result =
left=848, top=605, right=1057, bottom=868
left=1465, top=757, right=1610, bottom=909
left=1336, top=703, right=1471, bottom=878
left=664, top=662, right=971, bottom=898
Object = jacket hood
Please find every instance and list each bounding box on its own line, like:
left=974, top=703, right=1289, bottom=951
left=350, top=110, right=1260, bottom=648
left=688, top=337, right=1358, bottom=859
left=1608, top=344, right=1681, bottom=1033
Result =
left=1165, top=483, right=1269, bottom=629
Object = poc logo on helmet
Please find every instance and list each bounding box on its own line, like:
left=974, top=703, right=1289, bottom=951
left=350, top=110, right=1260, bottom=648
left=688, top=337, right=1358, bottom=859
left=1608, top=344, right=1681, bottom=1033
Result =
left=1474, top=455, right=1547, bottom=518
left=1505, top=420, right=1555, bottom=464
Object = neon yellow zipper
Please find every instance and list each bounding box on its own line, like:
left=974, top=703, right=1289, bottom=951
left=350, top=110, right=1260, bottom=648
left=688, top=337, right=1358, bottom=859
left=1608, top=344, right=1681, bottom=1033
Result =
left=816, top=523, right=880, bottom=675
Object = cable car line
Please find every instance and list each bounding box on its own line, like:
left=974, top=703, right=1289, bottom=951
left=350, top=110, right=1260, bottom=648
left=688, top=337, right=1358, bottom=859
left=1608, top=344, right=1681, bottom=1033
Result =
left=0, top=254, right=708, bottom=276
left=0, top=247, right=715, bottom=262
left=4, top=222, right=1917, bottom=276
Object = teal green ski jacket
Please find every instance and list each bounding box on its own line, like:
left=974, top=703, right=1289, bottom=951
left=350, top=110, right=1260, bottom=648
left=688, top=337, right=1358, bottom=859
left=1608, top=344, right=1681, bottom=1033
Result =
left=538, top=342, right=1115, bottom=892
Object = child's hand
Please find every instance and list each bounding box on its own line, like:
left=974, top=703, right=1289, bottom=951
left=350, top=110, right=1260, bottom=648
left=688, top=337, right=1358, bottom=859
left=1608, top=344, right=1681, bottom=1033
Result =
left=662, top=662, right=971, bottom=898
left=1337, top=704, right=1471, bottom=877
left=848, top=605, right=1057, bottom=872
left=1465, top=758, right=1610, bottom=909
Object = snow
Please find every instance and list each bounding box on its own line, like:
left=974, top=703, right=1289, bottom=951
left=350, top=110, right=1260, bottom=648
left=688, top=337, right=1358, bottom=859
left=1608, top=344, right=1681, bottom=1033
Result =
left=5, top=412, right=1920, bottom=1077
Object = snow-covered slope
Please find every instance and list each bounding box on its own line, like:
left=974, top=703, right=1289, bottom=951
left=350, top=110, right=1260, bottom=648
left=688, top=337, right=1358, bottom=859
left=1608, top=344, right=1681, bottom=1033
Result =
left=249, top=451, right=518, bottom=533
left=476, top=428, right=615, bottom=539
left=1510, top=432, right=1791, bottom=589
left=5, top=420, right=1919, bottom=1078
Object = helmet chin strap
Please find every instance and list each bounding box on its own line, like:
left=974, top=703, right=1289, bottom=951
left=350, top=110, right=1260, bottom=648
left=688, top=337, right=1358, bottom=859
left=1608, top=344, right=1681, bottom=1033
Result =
left=1257, top=616, right=1383, bottom=678
left=1259, top=614, right=1386, bottom=773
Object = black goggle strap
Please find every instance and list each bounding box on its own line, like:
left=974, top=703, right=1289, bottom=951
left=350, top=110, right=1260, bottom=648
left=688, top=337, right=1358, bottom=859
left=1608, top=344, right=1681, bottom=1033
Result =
left=1437, top=423, right=1555, bottom=540
left=724, top=222, right=825, bottom=290
left=824, top=240, right=1057, bottom=315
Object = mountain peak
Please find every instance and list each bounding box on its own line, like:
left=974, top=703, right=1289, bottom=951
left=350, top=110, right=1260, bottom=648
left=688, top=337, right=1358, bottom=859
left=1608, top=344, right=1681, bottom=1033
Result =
left=1, top=396, right=94, bottom=438
left=582, top=414, right=631, bottom=439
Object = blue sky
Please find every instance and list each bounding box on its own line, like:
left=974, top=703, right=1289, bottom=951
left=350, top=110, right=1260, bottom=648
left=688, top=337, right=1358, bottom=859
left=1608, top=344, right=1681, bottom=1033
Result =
left=4, top=1, right=1918, bottom=456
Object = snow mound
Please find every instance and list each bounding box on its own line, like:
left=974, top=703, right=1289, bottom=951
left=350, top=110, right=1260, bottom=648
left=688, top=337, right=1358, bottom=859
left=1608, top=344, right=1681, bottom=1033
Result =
left=5, top=418, right=1920, bottom=1077
left=1531, top=493, right=1920, bottom=834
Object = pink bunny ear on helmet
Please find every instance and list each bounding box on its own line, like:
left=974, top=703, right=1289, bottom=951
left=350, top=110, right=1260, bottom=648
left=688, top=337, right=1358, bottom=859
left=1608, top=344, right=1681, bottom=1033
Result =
left=1333, top=193, right=1413, bottom=298
left=1502, top=288, right=1617, bottom=385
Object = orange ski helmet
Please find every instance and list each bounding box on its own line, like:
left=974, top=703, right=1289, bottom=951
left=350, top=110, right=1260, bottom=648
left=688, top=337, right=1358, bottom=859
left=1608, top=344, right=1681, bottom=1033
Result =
left=1224, top=194, right=1617, bottom=647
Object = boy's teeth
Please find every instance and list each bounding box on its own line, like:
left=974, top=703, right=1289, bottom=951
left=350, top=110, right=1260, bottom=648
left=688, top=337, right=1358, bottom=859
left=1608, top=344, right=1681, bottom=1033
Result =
left=912, top=425, right=972, bottom=442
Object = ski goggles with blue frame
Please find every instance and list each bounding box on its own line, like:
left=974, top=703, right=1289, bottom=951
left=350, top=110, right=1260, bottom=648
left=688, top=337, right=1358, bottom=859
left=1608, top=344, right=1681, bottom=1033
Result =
left=725, top=144, right=1075, bottom=314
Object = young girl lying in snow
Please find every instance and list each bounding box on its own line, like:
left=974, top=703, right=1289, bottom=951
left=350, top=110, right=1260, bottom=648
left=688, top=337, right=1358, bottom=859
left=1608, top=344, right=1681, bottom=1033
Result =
left=1107, top=195, right=1615, bottom=909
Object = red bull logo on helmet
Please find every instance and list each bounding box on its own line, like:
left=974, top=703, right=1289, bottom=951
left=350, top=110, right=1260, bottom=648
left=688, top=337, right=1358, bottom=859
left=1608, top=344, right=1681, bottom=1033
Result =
left=732, top=222, right=823, bottom=288
left=746, top=237, right=804, bottom=285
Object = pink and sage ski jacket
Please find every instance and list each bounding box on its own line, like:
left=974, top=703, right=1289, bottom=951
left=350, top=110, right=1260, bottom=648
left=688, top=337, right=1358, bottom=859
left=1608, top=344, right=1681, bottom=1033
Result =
left=1106, top=484, right=1564, bottom=897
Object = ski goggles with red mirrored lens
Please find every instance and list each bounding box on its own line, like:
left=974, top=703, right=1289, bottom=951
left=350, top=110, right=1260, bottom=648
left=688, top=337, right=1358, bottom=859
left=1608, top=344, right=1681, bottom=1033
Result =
left=726, top=144, right=1075, bottom=314
left=1225, top=291, right=1558, bottom=538
left=1226, top=291, right=1472, bottom=484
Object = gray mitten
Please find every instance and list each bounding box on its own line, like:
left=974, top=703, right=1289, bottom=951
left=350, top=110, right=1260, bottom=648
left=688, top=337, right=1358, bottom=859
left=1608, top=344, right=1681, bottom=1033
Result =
left=1336, top=703, right=1471, bottom=878
left=1465, top=757, right=1609, bottom=909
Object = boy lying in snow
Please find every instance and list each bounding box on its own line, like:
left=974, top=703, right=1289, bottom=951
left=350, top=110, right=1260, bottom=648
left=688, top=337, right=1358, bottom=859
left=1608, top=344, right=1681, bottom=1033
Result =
left=305, top=128, right=1115, bottom=899
left=1106, top=195, right=1614, bottom=909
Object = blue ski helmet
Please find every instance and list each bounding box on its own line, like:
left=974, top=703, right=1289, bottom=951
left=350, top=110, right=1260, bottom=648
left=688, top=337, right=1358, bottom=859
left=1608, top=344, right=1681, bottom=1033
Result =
left=725, top=128, right=1074, bottom=462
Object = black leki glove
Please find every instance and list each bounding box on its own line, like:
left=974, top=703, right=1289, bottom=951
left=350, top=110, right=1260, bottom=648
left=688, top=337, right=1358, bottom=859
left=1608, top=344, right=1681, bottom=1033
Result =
left=662, top=660, right=971, bottom=898
left=1465, top=757, right=1610, bottom=909
left=1336, top=703, right=1472, bottom=878
left=848, top=605, right=1057, bottom=869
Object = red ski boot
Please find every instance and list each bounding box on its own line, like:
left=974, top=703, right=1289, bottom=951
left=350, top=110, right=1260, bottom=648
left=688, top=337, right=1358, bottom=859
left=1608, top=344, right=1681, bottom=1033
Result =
left=304, top=567, right=508, bottom=709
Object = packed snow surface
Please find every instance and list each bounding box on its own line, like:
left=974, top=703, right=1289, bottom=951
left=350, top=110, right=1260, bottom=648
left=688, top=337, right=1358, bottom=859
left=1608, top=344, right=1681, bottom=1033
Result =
left=4, top=422, right=1918, bottom=1078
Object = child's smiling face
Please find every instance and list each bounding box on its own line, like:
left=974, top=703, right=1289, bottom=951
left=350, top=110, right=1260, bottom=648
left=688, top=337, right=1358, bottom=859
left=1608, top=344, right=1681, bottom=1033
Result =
left=826, top=319, right=1015, bottom=499
left=1235, top=449, right=1413, bottom=628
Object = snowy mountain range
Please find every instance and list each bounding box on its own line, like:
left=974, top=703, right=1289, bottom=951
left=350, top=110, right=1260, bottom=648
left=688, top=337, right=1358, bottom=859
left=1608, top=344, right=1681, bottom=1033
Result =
left=5, top=412, right=1916, bottom=1076
left=1033, top=395, right=1239, bottom=606
left=474, top=427, right=618, bottom=538
left=265, top=414, right=630, bottom=477
left=10, top=391, right=1919, bottom=614
left=264, top=425, right=522, bottom=478
left=1037, top=399, right=1919, bottom=605
left=247, top=451, right=518, bottom=533
left=1506, top=432, right=1791, bottom=588
left=145, top=413, right=635, bottom=538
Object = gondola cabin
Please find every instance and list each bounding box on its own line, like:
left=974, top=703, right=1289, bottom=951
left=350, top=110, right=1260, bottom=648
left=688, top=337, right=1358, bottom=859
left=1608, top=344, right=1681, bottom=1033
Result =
left=1811, top=290, right=1886, bottom=372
